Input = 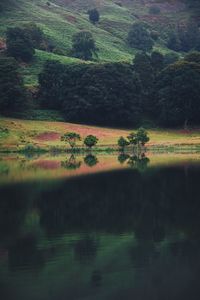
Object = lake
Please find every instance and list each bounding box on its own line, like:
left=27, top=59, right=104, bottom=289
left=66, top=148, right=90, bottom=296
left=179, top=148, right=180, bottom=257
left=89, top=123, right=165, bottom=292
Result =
left=0, top=152, right=200, bottom=300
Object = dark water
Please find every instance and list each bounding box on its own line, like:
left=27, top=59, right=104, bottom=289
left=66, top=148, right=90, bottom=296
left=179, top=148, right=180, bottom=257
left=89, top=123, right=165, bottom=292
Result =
left=1, top=157, right=200, bottom=300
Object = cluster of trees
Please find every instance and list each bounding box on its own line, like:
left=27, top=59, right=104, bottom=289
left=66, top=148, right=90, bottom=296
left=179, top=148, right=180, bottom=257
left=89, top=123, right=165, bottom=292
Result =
left=5, top=23, right=66, bottom=63
left=1, top=49, right=200, bottom=128
left=127, top=22, right=154, bottom=52
left=39, top=61, right=142, bottom=126
left=6, top=23, right=45, bottom=62
left=0, top=56, right=27, bottom=113
left=61, top=133, right=98, bottom=150
left=118, top=128, right=149, bottom=152
left=167, top=20, right=200, bottom=53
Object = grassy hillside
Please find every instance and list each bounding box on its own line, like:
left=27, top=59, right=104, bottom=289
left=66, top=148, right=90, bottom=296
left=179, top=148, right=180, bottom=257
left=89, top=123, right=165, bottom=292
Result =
left=1, top=117, right=200, bottom=152
left=0, top=0, right=191, bottom=85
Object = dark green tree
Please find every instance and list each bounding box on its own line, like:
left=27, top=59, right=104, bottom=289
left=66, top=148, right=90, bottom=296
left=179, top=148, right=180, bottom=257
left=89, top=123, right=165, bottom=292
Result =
left=38, top=60, right=66, bottom=109
left=133, top=52, right=154, bottom=92
left=61, top=132, right=81, bottom=149
left=0, top=56, right=26, bottom=113
left=164, top=52, right=179, bottom=66
left=184, top=51, right=200, bottom=64
left=117, top=136, right=129, bottom=152
left=6, top=27, right=35, bottom=62
left=155, top=61, right=200, bottom=127
left=71, top=31, right=98, bottom=60
left=127, top=23, right=154, bottom=52
left=167, top=31, right=182, bottom=52
left=84, top=135, right=98, bottom=149
left=151, top=51, right=164, bottom=74
left=88, top=8, right=100, bottom=24
left=135, top=127, right=150, bottom=146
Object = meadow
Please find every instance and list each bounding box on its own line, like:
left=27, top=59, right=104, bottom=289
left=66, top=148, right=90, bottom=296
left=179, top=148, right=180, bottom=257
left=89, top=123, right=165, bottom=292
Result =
left=1, top=116, right=200, bottom=152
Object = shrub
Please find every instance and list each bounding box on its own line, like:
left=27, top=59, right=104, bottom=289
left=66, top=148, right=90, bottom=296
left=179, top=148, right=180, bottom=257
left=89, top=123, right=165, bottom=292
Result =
left=127, top=22, right=154, bottom=52
left=71, top=31, right=98, bottom=60
left=6, top=27, right=35, bottom=62
left=84, top=135, right=98, bottom=149
left=88, top=8, right=100, bottom=24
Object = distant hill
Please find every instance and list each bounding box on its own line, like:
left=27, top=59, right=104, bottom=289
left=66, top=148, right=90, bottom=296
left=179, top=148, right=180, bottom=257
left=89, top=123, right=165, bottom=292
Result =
left=0, top=0, right=194, bottom=85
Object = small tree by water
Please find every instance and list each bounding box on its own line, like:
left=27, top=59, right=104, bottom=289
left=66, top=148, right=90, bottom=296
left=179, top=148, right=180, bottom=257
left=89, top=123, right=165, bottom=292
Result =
left=118, top=136, right=129, bottom=152
left=84, top=135, right=98, bottom=150
left=127, top=128, right=150, bottom=153
left=61, top=132, right=81, bottom=149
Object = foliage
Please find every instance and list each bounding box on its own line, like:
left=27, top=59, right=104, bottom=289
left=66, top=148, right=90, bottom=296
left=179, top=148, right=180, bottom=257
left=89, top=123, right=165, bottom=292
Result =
left=61, top=132, right=81, bottom=148
left=151, top=51, right=164, bottom=74
left=127, top=128, right=149, bottom=147
left=167, top=31, right=182, bottom=52
left=6, top=27, right=35, bottom=62
left=88, top=8, right=100, bottom=24
left=22, top=23, right=44, bottom=49
left=167, top=21, right=200, bottom=53
left=155, top=61, right=200, bottom=127
left=39, top=61, right=142, bottom=127
left=127, top=23, right=154, bottom=52
left=135, top=127, right=150, bottom=146
left=71, top=31, right=98, bottom=60
left=84, top=154, right=98, bottom=167
left=0, top=56, right=27, bottom=113
left=184, top=51, right=200, bottom=64
left=61, top=155, right=82, bottom=169
left=117, top=136, right=129, bottom=151
left=164, top=52, right=179, bottom=66
left=149, top=6, right=161, bottom=15
left=84, top=135, right=98, bottom=149
left=118, top=153, right=130, bottom=164
left=38, top=60, right=66, bottom=109
left=133, top=51, right=154, bottom=96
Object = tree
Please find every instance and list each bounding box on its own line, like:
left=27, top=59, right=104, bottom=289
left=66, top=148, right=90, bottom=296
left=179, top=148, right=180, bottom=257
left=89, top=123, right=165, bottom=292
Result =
left=135, top=127, right=150, bottom=146
left=178, top=21, right=200, bottom=52
left=155, top=61, right=200, bottom=127
left=0, top=56, right=26, bottom=113
left=164, top=52, right=179, bottom=66
left=151, top=51, right=164, bottom=74
left=61, top=132, right=81, bottom=149
left=127, top=128, right=149, bottom=152
left=184, top=51, right=200, bottom=64
left=127, top=132, right=137, bottom=150
left=6, top=27, right=35, bottom=62
left=88, top=8, right=100, bottom=24
left=38, top=60, right=66, bottom=109
left=167, top=31, right=182, bottom=52
left=23, top=23, right=44, bottom=48
left=127, top=23, right=154, bottom=52
left=133, top=52, right=154, bottom=93
left=61, top=62, right=142, bottom=127
left=117, top=136, right=129, bottom=152
left=84, top=135, right=98, bottom=149
left=71, top=31, right=98, bottom=60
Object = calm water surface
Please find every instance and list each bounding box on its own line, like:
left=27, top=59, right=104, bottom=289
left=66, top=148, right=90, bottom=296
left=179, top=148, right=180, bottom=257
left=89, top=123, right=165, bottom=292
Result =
left=0, top=153, right=200, bottom=300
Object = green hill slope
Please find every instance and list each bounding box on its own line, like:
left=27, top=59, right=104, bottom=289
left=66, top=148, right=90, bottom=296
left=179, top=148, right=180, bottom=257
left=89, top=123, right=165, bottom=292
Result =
left=0, top=0, right=191, bottom=85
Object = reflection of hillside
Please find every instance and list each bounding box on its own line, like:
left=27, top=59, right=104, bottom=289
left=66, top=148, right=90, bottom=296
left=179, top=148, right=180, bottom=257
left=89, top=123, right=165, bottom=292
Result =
left=1, top=165, right=200, bottom=299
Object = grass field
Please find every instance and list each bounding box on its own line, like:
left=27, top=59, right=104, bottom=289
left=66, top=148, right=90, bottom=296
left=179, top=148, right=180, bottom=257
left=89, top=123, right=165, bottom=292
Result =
left=1, top=117, right=200, bottom=152
left=0, top=0, right=189, bottom=85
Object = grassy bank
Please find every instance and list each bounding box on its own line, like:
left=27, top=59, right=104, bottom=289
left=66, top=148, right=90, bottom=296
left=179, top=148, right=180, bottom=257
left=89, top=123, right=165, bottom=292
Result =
left=1, top=117, right=200, bottom=153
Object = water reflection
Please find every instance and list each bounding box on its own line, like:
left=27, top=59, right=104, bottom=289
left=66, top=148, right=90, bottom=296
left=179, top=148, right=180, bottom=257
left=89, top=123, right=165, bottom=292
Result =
left=61, top=154, right=82, bottom=170
left=0, top=161, right=200, bottom=299
left=84, top=154, right=99, bottom=167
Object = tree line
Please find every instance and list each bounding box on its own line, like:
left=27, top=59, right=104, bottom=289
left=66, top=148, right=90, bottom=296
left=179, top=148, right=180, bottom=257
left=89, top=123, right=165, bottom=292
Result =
left=1, top=50, right=200, bottom=128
